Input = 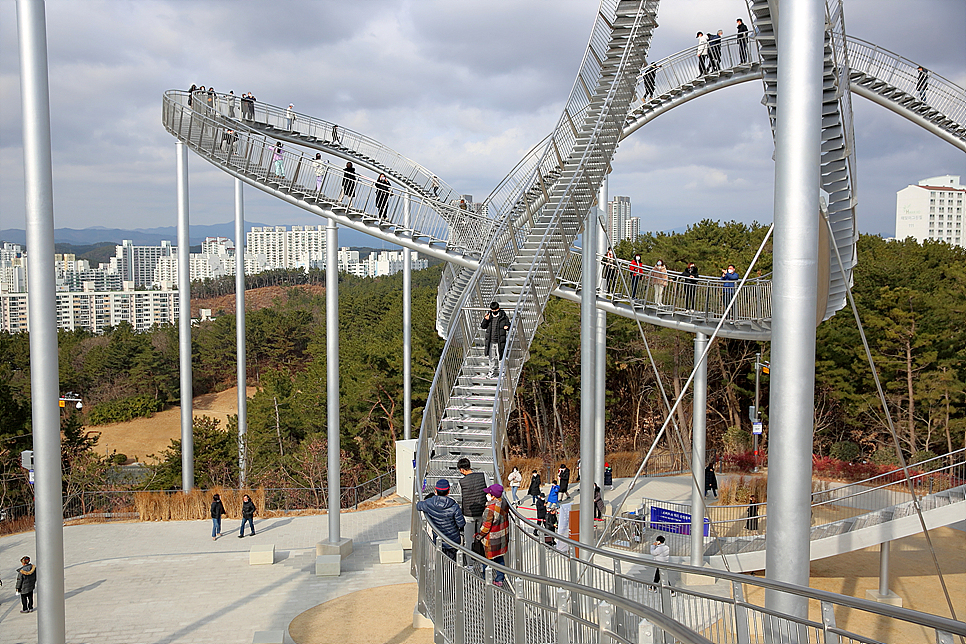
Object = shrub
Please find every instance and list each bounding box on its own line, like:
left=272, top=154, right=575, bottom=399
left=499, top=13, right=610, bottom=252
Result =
left=723, top=426, right=751, bottom=453
left=88, top=395, right=162, bottom=425
left=912, top=450, right=940, bottom=470
left=722, top=451, right=759, bottom=473
left=110, top=453, right=128, bottom=465
left=830, top=441, right=861, bottom=463
left=870, top=448, right=898, bottom=466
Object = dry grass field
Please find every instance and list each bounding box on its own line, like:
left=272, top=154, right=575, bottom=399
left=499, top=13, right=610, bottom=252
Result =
left=92, top=386, right=256, bottom=463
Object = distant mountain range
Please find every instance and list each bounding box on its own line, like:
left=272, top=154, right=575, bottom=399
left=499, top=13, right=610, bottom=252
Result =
left=1, top=222, right=377, bottom=249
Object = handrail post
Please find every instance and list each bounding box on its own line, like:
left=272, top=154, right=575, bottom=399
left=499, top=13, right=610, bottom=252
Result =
left=598, top=601, right=615, bottom=644
left=483, top=567, right=496, bottom=644
left=555, top=588, right=571, bottom=644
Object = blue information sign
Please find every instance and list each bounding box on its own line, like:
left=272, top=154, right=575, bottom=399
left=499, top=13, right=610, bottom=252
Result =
left=649, top=506, right=709, bottom=536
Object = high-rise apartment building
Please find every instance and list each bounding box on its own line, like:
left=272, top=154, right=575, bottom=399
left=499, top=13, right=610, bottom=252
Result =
left=111, top=240, right=175, bottom=287
left=606, top=196, right=640, bottom=245
left=246, top=225, right=327, bottom=270
left=895, top=175, right=964, bottom=247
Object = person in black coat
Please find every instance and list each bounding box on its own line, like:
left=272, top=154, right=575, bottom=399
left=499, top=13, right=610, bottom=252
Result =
left=341, top=162, right=357, bottom=203
left=535, top=493, right=547, bottom=529
left=682, top=262, right=699, bottom=311
left=481, top=301, right=511, bottom=378
left=557, top=464, right=571, bottom=500
left=704, top=464, right=718, bottom=498
left=239, top=494, right=257, bottom=537
left=210, top=493, right=227, bottom=541
left=375, top=173, right=391, bottom=219
left=457, top=457, right=488, bottom=541
left=526, top=470, right=542, bottom=506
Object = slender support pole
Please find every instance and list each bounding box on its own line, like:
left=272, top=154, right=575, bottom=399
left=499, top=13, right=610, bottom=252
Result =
left=754, top=352, right=761, bottom=472
left=878, top=541, right=891, bottom=597
left=234, top=179, right=247, bottom=485
left=579, top=210, right=598, bottom=555
left=403, top=193, right=412, bottom=441
left=326, top=219, right=341, bottom=543
left=595, top=179, right=608, bottom=488
left=17, top=1, right=66, bottom=639
left=176, top=145, right=194, bottom=491
left=691, top=332, right=709, bottom=567
left=764, top=0, right=824, bottom=620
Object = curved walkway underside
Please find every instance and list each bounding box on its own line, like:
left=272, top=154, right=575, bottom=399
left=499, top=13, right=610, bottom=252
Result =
left=598, top=450, right=966, bottom=573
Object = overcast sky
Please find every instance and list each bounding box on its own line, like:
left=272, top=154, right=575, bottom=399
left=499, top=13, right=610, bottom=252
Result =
left=1, top=0, right=963, bottom=241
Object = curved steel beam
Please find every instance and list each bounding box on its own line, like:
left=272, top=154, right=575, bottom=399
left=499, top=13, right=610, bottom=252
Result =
left=850, top=83, right=966, bottom=152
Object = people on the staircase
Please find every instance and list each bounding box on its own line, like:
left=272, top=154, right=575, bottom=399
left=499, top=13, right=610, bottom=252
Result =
left=375, top=173, right=391, bottom=219
left=705, top=463, right=718, bottom=498
left=481, top=301, right=510, bottom=378
left=640, top=62, right=658, bottom=101
left=416, top=479, right=465, bottom=561
left=508, top=466, right=522, bottom=504
left=431, top=175, right=440, bottom=197
left=340, top=161, right=357, bottom=203
left=331, top=123, right=341, bottom=144
left=601, top=248, right=618, bottom=294
left=227, top=90, right=236, bottom=118
left=286, top=103, right=296, bottom=130
left=709, top=30, right=723, bottom=72
left=650, top=260, right=669, bottom=307
left=477, top=484, right=510, bottom=586
left=272, top=141, right=285, bottom=178
left=916, top=66, right=929, bottom=103
left=736, top=18, right=749, bottom=64
left=696, top=32, right=709, bottom=76
left=629, top=254, right=645, bottom=299
left=557, top=463, right=571, bottom=501
left=312, top=153, right=326, bottom=193
left=187, top=84, right=196, bottom=107
left=457, top=457, right=488, bottom=543
left=526, top=469, right=542, bottom=506
left=682, top=261, right=699, bottom=311
left=459, top=199, right=468, bottom=210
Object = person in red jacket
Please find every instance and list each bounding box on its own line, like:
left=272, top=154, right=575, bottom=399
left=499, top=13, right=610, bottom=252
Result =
left=629, top=254, right=646, bottom=300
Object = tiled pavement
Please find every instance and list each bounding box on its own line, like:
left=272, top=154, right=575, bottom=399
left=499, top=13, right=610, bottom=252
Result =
left=0, top=504, right=414, bottom=644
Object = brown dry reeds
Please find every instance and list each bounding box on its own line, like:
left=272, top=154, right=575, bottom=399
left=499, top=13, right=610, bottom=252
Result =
left=718, top=475, right=768, bottom=506
left=133, top=488, right=267, bottom=522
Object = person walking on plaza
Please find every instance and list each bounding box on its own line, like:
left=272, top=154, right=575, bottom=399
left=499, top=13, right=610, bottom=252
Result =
left=457, top=457, right=488, bottom=540
left=629, top=253, right=646, bottom=300
left=477, top=484, right=510, bottom=587
left=916, top=66, right=929, bottom=102
left=210, top=493, right=227, bottom=541
left=649, top=536, right=669, bottom=588
left=709, top=29, right=723, bottom=72
left=696, top=32, right=710, bottom=76
left=375, top=173, right=391, bottom=219
left=682, top=261, right=699, bottom=311
left=535, top=493, right=547, bottom=529
left=557, top=463, right=571, bottom=501
left=547, top=480, right=560, bottom=506
left=594, top=483, right=605, bottom=520
left=704, top=464, right=718, bottom=498
left=239, top=494, right=257, bottom=537
left=650, top=260, right=669, bottom=306
left=736, top=18, right=749, bottom=64
left=526, top=469, right=542, bottom=506
left=416, top=479, right=465, bottom=560
left=481, top=301, right=510, bottom=378
left=16, top=556, right=37, bottom=613
left=746, top=495, right=760, bottom=531
left=508, top=466, right=522, bottom=504
left=340, top=161, right=357, bottom=203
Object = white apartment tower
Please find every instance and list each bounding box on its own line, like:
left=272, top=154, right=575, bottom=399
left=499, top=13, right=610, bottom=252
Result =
left=111, top=240, right=175, bottom=287
left=607, top=196, right=640, bottom=245
left=895, top=175, right=964, bottom=247
left=246, top=225, right=327, bottom=270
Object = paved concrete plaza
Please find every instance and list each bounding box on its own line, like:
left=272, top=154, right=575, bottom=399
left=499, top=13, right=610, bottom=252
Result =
left=0, top=505, right=414, bottom=644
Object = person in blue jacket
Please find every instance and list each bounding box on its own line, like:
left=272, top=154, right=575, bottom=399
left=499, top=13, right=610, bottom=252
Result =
left=721, top=264, right=740, bottom=315
left=416, top=479, right=466, bottom=560
left=547, top=480, right=560, bottom=506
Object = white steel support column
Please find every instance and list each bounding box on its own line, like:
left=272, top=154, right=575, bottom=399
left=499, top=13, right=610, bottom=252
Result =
left=764, top=0, right=824, bottom=620
left=234, top=179, right=247, bottom=485
left=403, top=193, right=412, bottom=440
left=690, top=332, right=709, bottom=566
left=878, top=540, right=891, bottom=597
left=579, top=212, right=598, bottom=554
left=594, top=179, right=608, bottom=488
left=17, top=1, right=66, bottom=639
left=176, top=144, right=194, bottom=491
left=326, top=219, right=341, bottom=543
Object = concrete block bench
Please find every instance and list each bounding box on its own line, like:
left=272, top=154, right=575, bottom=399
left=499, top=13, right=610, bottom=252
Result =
left=249, top=544, right=275, bottom=565
left=252, top=631, right=284, bottom=644
left=398, top=530, right=413, bottom=550
left=316, top=554, right=341, bottom=576
left=379, top=542, right=405, bottom=564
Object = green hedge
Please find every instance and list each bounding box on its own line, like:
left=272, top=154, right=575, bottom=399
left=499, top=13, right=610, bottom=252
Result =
left=87, top=395, right=162, bottom=425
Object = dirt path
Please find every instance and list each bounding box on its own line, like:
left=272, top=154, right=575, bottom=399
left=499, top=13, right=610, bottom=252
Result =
left=91, top=386, right=257, bottom=463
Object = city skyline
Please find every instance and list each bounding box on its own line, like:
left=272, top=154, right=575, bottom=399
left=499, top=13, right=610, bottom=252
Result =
left=1, top=1, right=964, bottom=241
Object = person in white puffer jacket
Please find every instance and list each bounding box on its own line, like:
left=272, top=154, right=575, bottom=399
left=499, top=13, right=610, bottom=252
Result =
left=649, top=535, right=670, bottom=588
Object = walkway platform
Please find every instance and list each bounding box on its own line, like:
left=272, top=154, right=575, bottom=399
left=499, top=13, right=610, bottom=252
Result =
left=0, top=505, right=413, bottom=644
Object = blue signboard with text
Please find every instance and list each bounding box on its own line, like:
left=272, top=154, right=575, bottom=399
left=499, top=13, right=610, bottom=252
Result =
left=649, top=506, right=709, bottom=536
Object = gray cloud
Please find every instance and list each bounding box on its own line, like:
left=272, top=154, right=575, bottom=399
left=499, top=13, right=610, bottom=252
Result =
left=1, top=0, right=963, bottom=240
